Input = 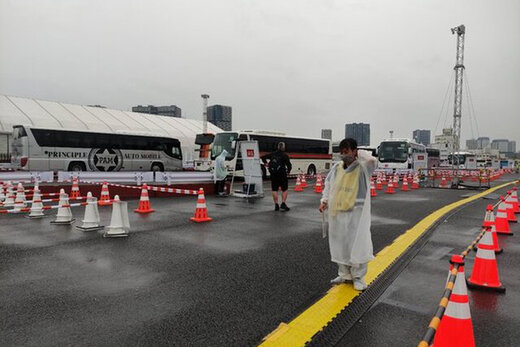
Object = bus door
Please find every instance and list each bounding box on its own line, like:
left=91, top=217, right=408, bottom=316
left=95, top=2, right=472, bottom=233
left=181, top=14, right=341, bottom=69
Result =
left=29, top=128, right=53, bottom=170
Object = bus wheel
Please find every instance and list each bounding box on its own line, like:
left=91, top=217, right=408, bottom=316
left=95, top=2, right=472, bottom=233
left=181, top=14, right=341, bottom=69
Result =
left=307, top=164, right=316, bottom=176
left=68, top=162, right=86, bottom=172
left=151, top=162, right=164, bottom=172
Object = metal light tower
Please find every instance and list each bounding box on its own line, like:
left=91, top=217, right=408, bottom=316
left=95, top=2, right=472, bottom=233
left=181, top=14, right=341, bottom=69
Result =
left=201, top=94, right=209, bottom=134
left=451, top=25, right=466, bottom=159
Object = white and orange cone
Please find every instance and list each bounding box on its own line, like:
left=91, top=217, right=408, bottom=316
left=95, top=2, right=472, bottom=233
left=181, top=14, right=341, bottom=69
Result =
left=98, top=181, right=112, bottom=206
left=495, top=197, right=513, bottom=235
left=190, top=188, right=212, bottom=223
left=301, top=174, right=308, bottom=188
left=385, top=181, right=395, bottom=194
left=294, top=175, right=303, bottom=192
left=370, top=180, right=377, bottom=197
left=134, top=184, right=155, bottom=214
left=401, top=179, right=410, bottom=192
left=467, top=229, right=505, bottom=292
left=70, top=177, right=81, bottom=199
left=505, top=191, right=517, bottom=223
left=314, top=174, right=323, bottom=194
left=433, top=261, right=475, bottom=347
left=510, top=187, right=519, bottom=213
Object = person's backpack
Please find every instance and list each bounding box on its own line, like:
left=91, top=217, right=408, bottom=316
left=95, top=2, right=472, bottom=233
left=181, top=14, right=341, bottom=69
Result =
left=268, top=154, right=284, bottom=174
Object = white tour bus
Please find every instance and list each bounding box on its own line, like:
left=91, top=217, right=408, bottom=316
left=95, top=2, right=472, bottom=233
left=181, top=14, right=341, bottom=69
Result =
left=448, top=151, right=477, bottom=170
left=210, top=130, right=332, bottom=177
left=377, top=138, right=428, bottom=172
left=11, top=125, right=183, bottom=172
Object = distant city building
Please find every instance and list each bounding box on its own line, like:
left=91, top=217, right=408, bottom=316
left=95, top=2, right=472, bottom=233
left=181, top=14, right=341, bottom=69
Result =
left=321, top=129, right=332, bottom=140
left=432, top=128, right=455, bottom=161
left=207, top=105, right=232, bottom=131
left=491, top=139, right=509, bottom=153
left=466, top=139, right=478, bottom=150
left=345, top=123, right=370, bottom=146
left=508, top=140, right=516, bottom=153
left=412, top=129, right=431, bottom=146
left=476, top=137, right=490, bottom=149
left=132, top=104, right=182, bottom=118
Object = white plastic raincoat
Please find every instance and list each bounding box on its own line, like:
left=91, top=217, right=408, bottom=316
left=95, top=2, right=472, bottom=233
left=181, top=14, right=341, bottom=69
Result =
left=321, top=150, right=377, bottom=265
left=214, top=150, right=229, bottom=182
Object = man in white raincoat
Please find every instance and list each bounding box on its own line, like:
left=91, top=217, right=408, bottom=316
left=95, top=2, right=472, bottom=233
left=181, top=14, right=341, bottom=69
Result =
left=214, top=150, right=229, bottom=196
left=318, top=138, right=377, bottom=291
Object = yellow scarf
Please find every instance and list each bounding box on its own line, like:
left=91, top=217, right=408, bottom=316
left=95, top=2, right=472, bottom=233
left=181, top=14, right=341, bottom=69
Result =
left=330, top=164, right=360, bottom=216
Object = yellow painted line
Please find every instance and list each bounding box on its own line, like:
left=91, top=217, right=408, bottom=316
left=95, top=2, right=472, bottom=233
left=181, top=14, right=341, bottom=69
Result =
left=259, top=180, right=517, bottom=347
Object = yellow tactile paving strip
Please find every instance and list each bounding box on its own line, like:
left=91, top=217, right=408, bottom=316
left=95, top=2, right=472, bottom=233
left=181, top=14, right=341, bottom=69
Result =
left=259, top=181, right=516, bottom=347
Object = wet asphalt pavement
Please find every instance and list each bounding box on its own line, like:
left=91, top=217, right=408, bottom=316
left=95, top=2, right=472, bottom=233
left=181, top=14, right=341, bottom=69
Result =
left=338, top=176, right=520, bottom=346
left=1, top=175, right=518, bottom=346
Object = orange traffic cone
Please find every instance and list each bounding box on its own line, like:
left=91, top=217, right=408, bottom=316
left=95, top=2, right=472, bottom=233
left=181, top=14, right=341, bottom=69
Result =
left=511, top=187, right=519, bottom=213
left=314, top=175, right=323, bottom=193
left=370, top=180, right=377, bottom=197
left=505, top=191, right=517, bottom=223
left=393, top=175, right=399, bottom=189
left=488, top=225, right=503, bottom=254
left=98, top=181, right=112, bottom=206
left=412, top=175, right=420, bottom=189
left=401, top=179, right=410, bottom=192
left=433, top=260, right=475, bottom=347
left=190, top=188, right=212, bottom=223
left=300, top=174, right=308, bottom=188
left=294, top=175, right=303, bottom=192
left=495, top=197, right=512, bottom=235
left=70, top=177, right=81, bottom=199
left=439, top=176, right=449, bottom=188
left=482, top=204, right=495, bottom=228
left=385, top=182, right=395, bottom=194
left=375, top=178, right=383, bottom=190
left=134, top=184, right=155, bottom=214
left=467, top=229, right=505, bottom=292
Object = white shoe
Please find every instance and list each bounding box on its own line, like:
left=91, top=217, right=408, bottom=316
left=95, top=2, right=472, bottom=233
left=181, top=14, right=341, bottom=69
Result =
left=330, top=276, right=350, bottom=284
left=353, top=279, right=367, bottom=291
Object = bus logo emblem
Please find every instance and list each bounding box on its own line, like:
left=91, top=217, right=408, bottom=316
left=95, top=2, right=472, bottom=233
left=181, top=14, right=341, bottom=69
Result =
left=88, top=148, right=123, bottom=171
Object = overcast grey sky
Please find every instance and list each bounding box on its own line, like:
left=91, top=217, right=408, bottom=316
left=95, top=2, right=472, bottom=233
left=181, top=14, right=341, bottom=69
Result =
left=1, top=0, right=519, bottom=146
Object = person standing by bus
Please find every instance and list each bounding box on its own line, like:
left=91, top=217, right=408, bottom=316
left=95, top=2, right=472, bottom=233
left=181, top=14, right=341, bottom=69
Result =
left=318, top=138, right=377, bottom=291
left=214, top=150, right=229, bottom=196
left=262, top=142, right=292, bottom=211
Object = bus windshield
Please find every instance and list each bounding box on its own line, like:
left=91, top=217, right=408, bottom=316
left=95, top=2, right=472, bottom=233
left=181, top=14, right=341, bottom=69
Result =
left=378, top=141, right=408, bottom=163
left=211, top=132, right=239, bottom=159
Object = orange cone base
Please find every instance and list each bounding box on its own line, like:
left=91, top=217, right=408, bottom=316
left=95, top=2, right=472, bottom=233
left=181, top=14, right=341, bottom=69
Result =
left=134, top=208, right=155, bottom=214
left=433, top=316, right=475, bottom=347
left=466, top=278, right=505, bottom=293
left=98, top=201, right=112, bottom=206
left=496, top=229, right=514, bottom=236
left=190, top=216, right=213, bottom=223
left=294, top=187, right=303, bottom=192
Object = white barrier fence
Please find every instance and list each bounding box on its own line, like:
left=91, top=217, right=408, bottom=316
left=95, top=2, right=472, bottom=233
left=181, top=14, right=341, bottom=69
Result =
left=155, top=171, right=214, bottom=185
left=0, top=171, right=214, bottom=185
left=0, top=171, right=54, bottom=183
left=57, top=171, right=155, bottom=184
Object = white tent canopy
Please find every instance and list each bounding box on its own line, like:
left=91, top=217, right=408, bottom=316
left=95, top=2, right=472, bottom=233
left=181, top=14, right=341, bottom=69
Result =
left=0, top=94, right=222, bottom=164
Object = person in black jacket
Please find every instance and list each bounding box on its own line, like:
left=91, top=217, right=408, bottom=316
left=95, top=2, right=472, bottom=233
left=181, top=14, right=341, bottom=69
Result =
left=261, top=142, right=292, bottom=211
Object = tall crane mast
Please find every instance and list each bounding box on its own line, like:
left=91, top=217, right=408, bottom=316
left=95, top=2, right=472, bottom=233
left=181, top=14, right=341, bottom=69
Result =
left=451, top=25, right=466, bottom=159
